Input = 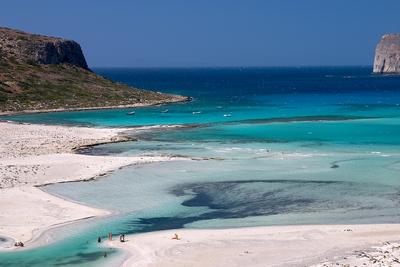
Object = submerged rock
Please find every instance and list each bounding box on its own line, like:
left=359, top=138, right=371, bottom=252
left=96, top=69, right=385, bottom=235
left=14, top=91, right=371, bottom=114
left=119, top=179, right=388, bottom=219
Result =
left=373, top=34, right=400, bottom=74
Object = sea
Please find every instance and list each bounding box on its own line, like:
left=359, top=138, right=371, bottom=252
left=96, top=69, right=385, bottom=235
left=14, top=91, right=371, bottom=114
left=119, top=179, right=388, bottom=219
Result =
left=1, top=67, right=400, bottom=266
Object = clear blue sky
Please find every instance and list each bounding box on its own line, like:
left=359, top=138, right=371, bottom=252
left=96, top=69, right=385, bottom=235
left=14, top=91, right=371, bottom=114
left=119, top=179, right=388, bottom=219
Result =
left=1, top=0, right=399, bottom=67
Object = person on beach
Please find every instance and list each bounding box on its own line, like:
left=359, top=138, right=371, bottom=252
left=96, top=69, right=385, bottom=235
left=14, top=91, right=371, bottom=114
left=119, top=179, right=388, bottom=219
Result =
left=119, top=234, right=125, bottom=242
left=172, top=233, right=180, bottom=240
left=108, top=232, right=112, bottom=241
left=97, top=237, right=101, bottom=243
left=14, top=241, right=24, bottom=247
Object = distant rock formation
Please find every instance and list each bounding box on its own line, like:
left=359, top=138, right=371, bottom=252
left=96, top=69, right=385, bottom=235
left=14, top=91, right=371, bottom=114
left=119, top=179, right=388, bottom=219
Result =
left=373, top=34, right=400, bottom=74
left=0, top=27, right=88, bottom=70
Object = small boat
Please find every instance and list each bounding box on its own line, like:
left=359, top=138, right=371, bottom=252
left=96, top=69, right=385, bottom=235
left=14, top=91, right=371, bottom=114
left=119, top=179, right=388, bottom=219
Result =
left=223, top=113, right=232, bottom=117
left=161, top=109, right=169, bottom=113
left=126, top=111, right=136, bottom=115
left=192, top=111, right=202, bottom=115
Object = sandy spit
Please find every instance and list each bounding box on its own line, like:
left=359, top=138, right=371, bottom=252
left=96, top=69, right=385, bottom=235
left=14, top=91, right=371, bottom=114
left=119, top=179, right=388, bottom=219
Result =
left=109, top=224, right=400, bottom=267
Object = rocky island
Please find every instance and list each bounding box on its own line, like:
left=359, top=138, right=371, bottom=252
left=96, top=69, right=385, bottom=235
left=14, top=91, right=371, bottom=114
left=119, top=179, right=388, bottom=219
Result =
left=0, top=27, right=188, bottom=114
left=373, top=34, right=400, bottom=74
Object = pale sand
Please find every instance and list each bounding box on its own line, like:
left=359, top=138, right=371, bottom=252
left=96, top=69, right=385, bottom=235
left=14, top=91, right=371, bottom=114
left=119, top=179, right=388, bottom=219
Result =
left=0, top=186, right=109, bottom=246
left=109, top=225, right=400, bottom=267
left=0, top=121, right=181, bottom=248
left=0, top=153, right=178, bottom=188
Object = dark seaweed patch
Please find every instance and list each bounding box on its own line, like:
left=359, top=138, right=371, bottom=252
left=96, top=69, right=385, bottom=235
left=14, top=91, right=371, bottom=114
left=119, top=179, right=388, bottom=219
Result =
left=226, top=115, right=374, bottom=125
left=123, top=179, right=343, bottom=233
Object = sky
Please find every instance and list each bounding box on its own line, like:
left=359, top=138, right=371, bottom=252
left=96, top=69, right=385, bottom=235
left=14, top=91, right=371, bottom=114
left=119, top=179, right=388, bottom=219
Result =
left=1, top=0, right=400, bottom=67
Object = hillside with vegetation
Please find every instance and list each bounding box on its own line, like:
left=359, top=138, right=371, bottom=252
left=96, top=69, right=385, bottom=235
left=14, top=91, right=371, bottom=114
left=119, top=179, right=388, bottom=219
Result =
left=0, top=27, right=187, bottom=113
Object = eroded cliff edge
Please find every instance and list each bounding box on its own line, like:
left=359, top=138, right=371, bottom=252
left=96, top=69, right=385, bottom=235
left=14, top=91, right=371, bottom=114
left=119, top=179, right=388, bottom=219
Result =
left=0, top=27, right=89, bottom=70
left=0, top=27, right=188, bottom=113
left=373, top=34, right=400, bottom=74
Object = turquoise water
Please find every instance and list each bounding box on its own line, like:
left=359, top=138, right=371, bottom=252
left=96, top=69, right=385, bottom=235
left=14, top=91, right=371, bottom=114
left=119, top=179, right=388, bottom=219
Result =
left=1, top=67, right=400, bottom=266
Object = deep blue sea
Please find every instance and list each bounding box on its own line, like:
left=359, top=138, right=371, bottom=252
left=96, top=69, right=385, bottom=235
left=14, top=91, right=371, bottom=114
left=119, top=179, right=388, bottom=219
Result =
left=1, top=67, right=400, bottom=266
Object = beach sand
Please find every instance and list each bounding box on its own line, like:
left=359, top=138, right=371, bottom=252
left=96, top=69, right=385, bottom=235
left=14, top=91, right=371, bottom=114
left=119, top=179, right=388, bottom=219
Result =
left=109, top=225, right=400, bottom=267
left=0, top=121, right=179, bottom=248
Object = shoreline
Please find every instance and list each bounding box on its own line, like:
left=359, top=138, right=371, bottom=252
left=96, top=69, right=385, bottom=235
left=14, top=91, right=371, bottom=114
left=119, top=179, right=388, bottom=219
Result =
left=0, top=96, right=191, bottom=116
left=15, top=185, right=120, bottom=252
left=109, top=224, right=400, bottom=267
left=0, top=121, right=186, bottom=249
left=3, top=120, right=400, bottom=266
left=0, top=186, right=112, bottom=251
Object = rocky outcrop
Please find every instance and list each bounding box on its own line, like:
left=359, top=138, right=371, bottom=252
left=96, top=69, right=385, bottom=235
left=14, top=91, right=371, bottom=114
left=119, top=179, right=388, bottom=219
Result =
left=0, top=27, right=188, bottom=113
left=373, top=34, right=400, bottom=74
left=0, top=27, right=88, bottom=69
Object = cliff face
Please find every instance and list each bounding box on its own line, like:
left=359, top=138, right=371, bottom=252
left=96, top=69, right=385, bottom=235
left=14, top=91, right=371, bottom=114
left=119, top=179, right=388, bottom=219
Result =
left=373, top=34, right=400, bottom=74
left=0, top=27, right=187, bottom=113
left=0, top=27, right=88, bottom=69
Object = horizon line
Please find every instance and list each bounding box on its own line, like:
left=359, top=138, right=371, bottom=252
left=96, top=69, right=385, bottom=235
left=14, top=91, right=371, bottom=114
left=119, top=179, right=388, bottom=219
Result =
left=90, top=65, right=373, bottom=69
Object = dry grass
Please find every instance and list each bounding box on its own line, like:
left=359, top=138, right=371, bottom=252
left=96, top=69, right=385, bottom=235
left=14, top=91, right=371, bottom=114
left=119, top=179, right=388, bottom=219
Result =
left=0, top=59, right=187, bottom=112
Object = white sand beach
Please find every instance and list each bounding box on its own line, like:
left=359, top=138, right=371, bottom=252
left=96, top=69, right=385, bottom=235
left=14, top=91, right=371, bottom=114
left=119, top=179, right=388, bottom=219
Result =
left=109, top=224, right=400, bottom=267
left=0, top=121, right=180, bottom=248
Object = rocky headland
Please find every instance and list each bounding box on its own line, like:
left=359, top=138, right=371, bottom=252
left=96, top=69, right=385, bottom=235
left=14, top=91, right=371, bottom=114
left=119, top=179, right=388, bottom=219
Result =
left=373, top=34, right=400, bottom=74
left=0, top=27, right=188, bottom=114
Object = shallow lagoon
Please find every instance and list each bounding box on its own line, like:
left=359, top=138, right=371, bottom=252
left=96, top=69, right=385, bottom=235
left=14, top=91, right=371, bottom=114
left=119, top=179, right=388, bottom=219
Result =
left=1, top=67, right=400, bottom=266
